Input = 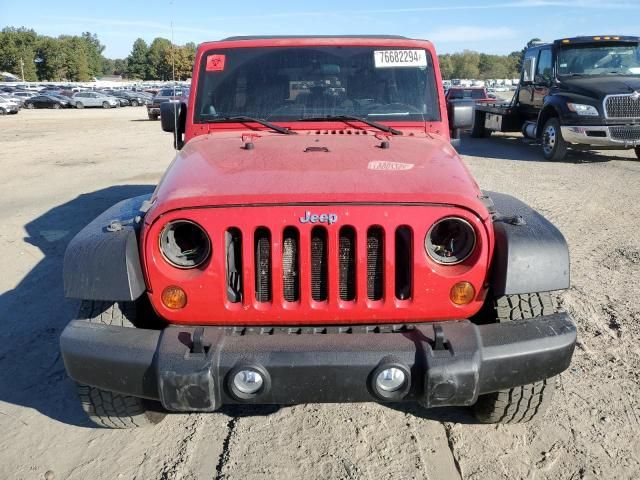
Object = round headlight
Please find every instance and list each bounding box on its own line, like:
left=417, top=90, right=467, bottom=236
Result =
left=160, top=220, right=211, bottom=268
left=425, top=217, right=476, bottom=265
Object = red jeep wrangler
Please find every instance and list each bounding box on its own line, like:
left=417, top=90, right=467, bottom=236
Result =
left=60, top=36, right=576, bottom=428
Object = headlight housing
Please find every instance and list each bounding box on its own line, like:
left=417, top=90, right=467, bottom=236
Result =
left=425, top=217, right=476, bottom=265
left=567, top=103, right=599, bottom=116
left=159, top=220, right=211, bottom=268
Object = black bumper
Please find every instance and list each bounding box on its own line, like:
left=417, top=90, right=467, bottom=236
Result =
left=60, top=314, right=576, bottom=412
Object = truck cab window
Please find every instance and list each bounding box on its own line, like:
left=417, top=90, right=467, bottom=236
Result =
left=536, top=49, right=553, bottom=82
left=522, top=53, right=537, bottom=83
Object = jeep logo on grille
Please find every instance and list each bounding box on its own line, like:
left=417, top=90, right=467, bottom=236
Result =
left=299, top=211, right=338, bottom=225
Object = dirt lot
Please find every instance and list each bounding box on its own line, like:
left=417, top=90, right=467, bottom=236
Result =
left=0, top=107, right=638, bottom=480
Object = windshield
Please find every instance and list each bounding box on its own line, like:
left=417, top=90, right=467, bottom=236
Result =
left=558, top=43, right=640, bottom=76
left=194, top=46, right=440, bottom=123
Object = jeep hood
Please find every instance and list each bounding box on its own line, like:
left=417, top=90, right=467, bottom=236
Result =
left=558, top=76, right=640, bottom=100
left=147, top=131, right=488, bottom=222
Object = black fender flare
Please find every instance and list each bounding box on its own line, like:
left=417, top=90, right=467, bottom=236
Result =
left=535, top=103, right=562, bottom=138
left=63, top=195, right=150, bottom=301
left=485, top=192, right=570, bottom=296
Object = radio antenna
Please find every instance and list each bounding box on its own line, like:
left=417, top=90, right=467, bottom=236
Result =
left=170, top=1, right=179, bottom=150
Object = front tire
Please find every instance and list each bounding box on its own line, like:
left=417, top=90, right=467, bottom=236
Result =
left=75, top=102, right=84, bottom=109
left=102, top=101, right=111, bottom=109
left=541, top=118, right=568, bottom=161
left=472, top=292, right=558, bottom=424
left=53, top=103, right=61, bottom=110
left=131, top=100, right=138, bottom=107
left=74, top=300, right=166, bottom=428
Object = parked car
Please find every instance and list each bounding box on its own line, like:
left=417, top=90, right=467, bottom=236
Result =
left=23, top=94, right=73, bottom=109
left=147, top=87, right=189, bottom=120
left=104, top=90, right=149, bottom=106
left=0, top=96, right=19, bottom=114
left=60, top=36, right=576, bottom=429
left=11, top=91, right=37, bottom=100
left=445, top=87, right=495, bottom=103
left=1, top=94, right=24, bottom=108
left=72, top=92, right=119, bottom=109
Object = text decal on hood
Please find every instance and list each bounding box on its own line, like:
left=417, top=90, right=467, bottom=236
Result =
left=368, top=161, right=414, bottom=171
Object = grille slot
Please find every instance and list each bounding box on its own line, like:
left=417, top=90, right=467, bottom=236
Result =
left=254, top=228, right=271, bottom=302
left=338, top=227, right=356, bottom=301
left=225, top=228, right=243, bottom=303
left=609, top=125, right=640, bottom=143
left=367, top=227, right=384, bottom=300
left=605, top=94, right=640, bottom=119
left=395, top=226, right=412, bottom=300
left=282, top=227, right=300, bottom=302
left=311, top=227, right=328, bottom=301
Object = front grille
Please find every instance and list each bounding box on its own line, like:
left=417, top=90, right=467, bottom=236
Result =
left=311, top=227, right=328, bottom=301
left=605, top=94, right=640, bottom=119
left=224, top=224, right=413, bottom=305
left=609, top=125, right=640, bottom=143
left=338, top=227, right=356, bottom=301
left=367, top=227, right=385, bottom=300
left=254, top=228, right=272, bottom=302
left=282, top=227, right=299, bottom=302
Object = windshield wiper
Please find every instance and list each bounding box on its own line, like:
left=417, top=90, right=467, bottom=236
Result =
left=297, top=115, right=403, bottom=135
left=205, top=116, right=296, bottom=135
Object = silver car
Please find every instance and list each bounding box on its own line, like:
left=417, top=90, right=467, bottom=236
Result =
left=72, top=92, right=119, bottom=109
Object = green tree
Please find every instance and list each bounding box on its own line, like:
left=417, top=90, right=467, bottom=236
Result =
left=81, top=32, right=105, bottom=77
left=438, top=54, right=454, bottom=79
left=35, top=36, right=65, bottom=80
left=126, top=38, right=148, bottom=79
left=146, top=37, right=172, bottom=80
left=0, top=27, right=38, bottom=80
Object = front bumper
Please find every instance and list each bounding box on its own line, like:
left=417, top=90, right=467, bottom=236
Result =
left=561, top=125, right=640, bottom=147
left=60, top=314, right=576, bottom=412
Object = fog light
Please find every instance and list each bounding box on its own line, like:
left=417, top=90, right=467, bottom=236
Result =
left=450, top=281, right=475, bottom=305
left=233, top=370, right=263, bottom=394
left=375, top=367, right=406, bottom=392
left=161, top=285, right=187, bottom=309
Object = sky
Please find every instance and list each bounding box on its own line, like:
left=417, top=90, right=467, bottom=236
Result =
left=3, top=0, right=640, bottom=59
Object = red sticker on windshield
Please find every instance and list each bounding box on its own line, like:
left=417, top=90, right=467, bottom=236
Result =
left=206, top=54, right=226, bottom=72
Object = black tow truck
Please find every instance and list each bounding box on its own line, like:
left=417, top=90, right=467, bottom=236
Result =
left=471, top=36, right=640, bottom=161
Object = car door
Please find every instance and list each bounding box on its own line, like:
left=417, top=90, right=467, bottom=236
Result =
left=533, top=47, right=553, bottom=108
left=518, top=48, right=538, bottom=111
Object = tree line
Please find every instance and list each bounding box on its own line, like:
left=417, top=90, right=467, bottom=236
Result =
left=438, top=50, right=522, bottom=80
left=1, top=26, right=533, bottom=82
left=0, top=27, right=196, bottom=82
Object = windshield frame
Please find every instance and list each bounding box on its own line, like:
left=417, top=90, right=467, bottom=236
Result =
left=192, top=43, right=441, bottom=126
left=556, top=41, right=640, bottom=78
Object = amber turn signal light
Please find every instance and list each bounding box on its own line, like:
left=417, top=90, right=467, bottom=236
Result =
left=450, top=282, right=475, bottom=305
left=162, top=286, right=187, bottom=309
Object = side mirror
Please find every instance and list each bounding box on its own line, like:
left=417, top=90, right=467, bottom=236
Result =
left=160, top=101, right=187, bottom=150
left=448, top=99, right=475, bottom=130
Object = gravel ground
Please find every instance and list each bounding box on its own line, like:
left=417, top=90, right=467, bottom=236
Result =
left=0, top=107, right=638, bottom=480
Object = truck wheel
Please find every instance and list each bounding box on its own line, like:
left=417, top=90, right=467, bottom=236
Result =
left=472, top=293, right=558, bottom=424
left=470, top=111, right=489, bottom=138
left=131, top=100, right=138, bottom=107
left=541, top=118, right=568, bottom=161
left=74, top=300, right=166, bottom=428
